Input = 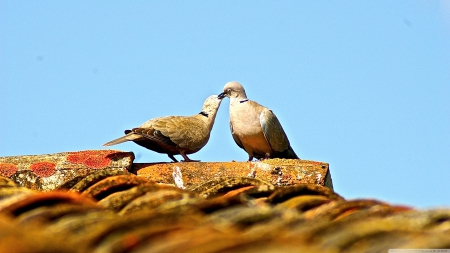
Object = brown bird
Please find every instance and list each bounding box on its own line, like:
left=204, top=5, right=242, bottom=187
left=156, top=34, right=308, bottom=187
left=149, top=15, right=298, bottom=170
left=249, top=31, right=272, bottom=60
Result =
left=103, top=95, right=223, bottom=162
left=218, top=81, right=299, bottom=161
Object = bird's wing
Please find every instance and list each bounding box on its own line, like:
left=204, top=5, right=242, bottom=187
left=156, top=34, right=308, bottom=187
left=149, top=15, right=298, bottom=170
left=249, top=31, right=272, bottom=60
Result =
left=230, top=121, right=245, bottom=150
left=131, top=127, right=177, bottom=147
left=260, top=108, right=290, bottom=152
left=153, top=116, right=207, bottom=150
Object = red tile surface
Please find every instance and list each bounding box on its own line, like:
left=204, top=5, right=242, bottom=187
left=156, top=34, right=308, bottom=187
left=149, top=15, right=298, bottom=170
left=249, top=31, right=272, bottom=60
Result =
left=0, top=150, right=449, bottom=252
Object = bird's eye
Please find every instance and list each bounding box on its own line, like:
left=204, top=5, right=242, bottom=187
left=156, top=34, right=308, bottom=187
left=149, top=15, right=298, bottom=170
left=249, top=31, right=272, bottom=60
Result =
left=227, top=88, right=231, bottom=93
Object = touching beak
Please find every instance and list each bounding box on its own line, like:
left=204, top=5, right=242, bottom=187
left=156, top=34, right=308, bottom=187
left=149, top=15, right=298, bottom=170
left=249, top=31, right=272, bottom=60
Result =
left=218, top=92, right=226, bottom=99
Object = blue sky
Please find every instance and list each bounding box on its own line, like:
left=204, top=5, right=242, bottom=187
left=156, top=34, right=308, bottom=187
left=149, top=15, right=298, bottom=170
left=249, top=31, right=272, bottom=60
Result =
left=1, top=1, right=449, bottom=208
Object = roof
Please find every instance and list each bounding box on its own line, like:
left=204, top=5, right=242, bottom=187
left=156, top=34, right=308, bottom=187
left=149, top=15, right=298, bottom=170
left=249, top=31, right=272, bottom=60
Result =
left=0, top=150, right=449, bottom=252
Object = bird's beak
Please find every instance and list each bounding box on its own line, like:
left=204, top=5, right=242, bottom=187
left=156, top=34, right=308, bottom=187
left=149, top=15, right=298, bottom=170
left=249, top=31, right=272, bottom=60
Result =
left=218, top=92, right=226, bottom=99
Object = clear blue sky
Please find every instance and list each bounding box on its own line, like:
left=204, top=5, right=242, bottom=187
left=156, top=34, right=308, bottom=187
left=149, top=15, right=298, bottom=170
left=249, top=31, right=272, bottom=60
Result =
left=1, top=1, right=449, bottom=208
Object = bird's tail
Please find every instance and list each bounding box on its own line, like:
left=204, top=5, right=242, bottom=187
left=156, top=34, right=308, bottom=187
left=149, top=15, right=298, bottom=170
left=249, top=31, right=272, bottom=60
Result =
left=103, top=131, right=140, bottom=146
left=103, top=136, right=130, bottom=146
left=287, top=145, right=300, bottom=159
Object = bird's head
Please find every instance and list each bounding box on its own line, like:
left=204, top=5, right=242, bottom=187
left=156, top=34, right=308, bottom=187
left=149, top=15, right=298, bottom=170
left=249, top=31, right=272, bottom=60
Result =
left=200, top=95, right=223, bottom=118
left=218, top=81, right=247, bottom=99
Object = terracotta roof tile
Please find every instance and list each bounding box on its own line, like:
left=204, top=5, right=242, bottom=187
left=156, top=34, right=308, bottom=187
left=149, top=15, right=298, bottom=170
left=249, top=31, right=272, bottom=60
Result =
left=0, top=150, right=449, bottom=252
left=0, top=150, right=133, bottom=191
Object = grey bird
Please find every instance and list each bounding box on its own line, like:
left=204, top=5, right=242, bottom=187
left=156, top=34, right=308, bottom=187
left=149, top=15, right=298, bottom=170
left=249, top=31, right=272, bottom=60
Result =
left=103, top=95, right=223, bottom=162
left=218, top=81, right=299, bottom=161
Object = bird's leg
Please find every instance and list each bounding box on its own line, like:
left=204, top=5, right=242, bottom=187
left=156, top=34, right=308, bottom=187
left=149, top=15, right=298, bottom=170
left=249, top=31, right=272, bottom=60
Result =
left=180, top=152, right=200, bottom=162
left=256, top=153, right=271, bottom=162
left=168, top=154, right=179, bottom=162
left=247, top=155, right=254, bottom=162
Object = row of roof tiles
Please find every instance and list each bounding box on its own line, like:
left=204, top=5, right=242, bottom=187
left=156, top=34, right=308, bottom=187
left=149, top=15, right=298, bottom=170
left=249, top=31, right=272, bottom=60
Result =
left=0, top=150, right=449, bottom=252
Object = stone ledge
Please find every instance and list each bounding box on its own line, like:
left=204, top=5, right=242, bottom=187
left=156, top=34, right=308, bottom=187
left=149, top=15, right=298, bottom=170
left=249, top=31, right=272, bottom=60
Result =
left=133, top=159, right=333, bottom=190
left=1, top=150, right=331, bottom=191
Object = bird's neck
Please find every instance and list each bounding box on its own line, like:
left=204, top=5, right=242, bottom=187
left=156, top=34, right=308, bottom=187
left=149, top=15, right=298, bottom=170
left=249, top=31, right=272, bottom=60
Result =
left=230, top=95, right=249, bottom=105
left=199, top=111, right=208, bottom=117
left=196, top=110, right=218, bottom=129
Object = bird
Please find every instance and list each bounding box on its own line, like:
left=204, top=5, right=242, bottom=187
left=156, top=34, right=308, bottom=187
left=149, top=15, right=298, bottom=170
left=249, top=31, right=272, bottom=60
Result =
left=218, top=81, right=299, bottom=161
left=103, top=95, right=223, bottom=162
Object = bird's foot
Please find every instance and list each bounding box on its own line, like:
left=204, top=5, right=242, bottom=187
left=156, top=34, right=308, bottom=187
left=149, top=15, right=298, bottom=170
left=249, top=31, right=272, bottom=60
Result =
left=180, top=153, right=199, bottom=162
left=181, top=159, right=200, bottom=162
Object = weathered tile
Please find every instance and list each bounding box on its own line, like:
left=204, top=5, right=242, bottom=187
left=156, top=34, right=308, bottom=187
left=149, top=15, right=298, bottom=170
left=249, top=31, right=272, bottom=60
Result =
left=0, top=150, right=134, bottom=191
left=134, top=159, right=333, bottom=190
